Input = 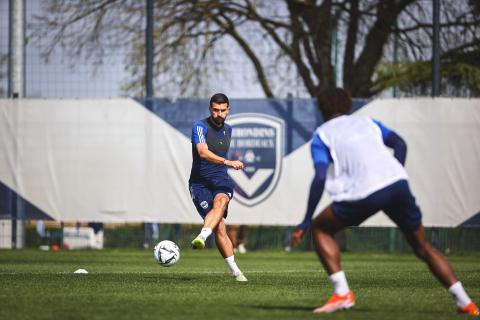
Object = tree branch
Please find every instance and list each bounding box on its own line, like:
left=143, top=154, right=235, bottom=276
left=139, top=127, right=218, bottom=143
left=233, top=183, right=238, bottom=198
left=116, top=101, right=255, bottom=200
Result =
left=212, top=14, right=274, bottom=97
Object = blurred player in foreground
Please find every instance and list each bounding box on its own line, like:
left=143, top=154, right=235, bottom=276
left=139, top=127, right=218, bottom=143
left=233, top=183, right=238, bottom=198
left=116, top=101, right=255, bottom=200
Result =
left=189, top=93, right=248, bottom=282
left=292, top=88, right=479, bottom=315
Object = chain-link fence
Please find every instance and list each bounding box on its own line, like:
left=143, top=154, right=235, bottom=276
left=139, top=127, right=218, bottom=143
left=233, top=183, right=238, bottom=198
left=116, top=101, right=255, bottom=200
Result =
left=0, top=0, right=128, bottom=99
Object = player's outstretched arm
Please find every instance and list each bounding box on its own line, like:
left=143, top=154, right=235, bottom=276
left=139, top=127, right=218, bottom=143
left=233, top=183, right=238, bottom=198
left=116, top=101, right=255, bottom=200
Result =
left=196, top=143, right=244, bottom=170
left=292, top=163, right=327, bottom=246
left=196, top=143, right=225, bottom=164
left=224, top=159, right=244, bottom=170
left=373, top=119, right=407, bottom=165
left=385, top=131, right=407, bottom=166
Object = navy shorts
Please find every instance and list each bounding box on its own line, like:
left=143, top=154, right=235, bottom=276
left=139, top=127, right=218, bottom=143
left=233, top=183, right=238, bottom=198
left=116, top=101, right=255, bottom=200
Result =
left=189, top=180, right=234, bottom=219
left=332, top=180, right=422, bottom=233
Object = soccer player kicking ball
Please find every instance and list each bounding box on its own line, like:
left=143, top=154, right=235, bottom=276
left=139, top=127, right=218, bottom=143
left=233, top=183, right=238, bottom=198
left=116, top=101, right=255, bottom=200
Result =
left=292, top=88, right=479, bottom=315
left=189, top=93, right=248, bottom=282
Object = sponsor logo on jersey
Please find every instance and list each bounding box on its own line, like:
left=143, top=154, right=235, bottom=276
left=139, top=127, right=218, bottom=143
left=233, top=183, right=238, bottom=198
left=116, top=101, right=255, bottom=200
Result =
left=227, top=113, right=284, bottom=206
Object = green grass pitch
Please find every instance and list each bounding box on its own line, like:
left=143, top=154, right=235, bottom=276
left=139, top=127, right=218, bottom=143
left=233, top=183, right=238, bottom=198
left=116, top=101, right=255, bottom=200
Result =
left=0, top=249, right=478, bottom=320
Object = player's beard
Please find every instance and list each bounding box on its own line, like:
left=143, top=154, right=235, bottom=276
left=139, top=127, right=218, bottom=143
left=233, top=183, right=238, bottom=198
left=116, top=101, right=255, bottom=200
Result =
left=211, top=116, right=225, bottom=127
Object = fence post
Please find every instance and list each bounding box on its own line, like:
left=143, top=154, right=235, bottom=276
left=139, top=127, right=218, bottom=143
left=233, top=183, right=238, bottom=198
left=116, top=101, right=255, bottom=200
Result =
left=388, top=228, right=396, bottom=253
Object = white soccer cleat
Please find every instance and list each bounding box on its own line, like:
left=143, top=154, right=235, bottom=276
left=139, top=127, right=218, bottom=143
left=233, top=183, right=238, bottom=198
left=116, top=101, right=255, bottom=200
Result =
left=234, top=272, right=248, bottom=282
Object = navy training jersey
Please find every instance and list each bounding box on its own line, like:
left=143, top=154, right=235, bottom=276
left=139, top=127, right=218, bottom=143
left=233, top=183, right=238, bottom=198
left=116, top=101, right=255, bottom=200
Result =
left=189, top=117, right=233, bottom=184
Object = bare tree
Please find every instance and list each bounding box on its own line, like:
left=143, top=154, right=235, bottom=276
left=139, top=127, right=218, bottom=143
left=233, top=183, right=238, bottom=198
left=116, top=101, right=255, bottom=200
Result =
left=29, top=0, right=480, bottom=98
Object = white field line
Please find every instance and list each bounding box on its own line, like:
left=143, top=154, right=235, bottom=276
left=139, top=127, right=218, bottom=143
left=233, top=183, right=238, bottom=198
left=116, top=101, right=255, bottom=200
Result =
left=0, top=269, right=344, bottom=275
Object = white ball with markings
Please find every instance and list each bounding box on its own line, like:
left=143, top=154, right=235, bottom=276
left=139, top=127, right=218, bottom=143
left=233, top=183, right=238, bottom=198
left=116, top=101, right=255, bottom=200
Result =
left=153, top=240, right=180, bottom=267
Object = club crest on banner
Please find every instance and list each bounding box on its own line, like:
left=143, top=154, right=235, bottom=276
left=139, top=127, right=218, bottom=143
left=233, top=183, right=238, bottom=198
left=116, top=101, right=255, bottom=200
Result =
left=227, top=113, right=284, bottom=206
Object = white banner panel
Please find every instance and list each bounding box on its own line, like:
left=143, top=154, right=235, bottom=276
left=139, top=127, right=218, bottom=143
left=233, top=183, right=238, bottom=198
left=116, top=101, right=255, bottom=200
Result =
left=356, top=98, right=480, bottom=227
left=0, top=99, right=194, bottom=222
left=0, top=98, right=478, bottom=226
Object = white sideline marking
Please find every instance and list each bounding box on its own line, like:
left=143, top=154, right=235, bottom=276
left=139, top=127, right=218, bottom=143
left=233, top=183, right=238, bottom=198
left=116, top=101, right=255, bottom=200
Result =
left=0, top=269, right=336, bottom=275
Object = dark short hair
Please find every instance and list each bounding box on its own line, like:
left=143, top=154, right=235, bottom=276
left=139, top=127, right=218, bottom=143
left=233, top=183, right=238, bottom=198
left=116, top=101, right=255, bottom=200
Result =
left=210, top=93, right=229, bottom=108
left=316, top=88, right=352, bottom=120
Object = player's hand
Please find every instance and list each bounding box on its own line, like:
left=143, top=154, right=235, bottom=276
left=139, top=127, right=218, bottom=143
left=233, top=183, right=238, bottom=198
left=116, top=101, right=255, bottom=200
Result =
left=291, top=227, right=305, bottom=247
left=225, top=160, right=244, bottom=170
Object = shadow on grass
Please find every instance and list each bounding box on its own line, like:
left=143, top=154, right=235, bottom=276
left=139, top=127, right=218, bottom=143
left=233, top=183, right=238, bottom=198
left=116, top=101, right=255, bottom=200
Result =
left=248, top=304, right=314, bottom=312
left=248, top=304, right=424, bottom=314
left=140, top=275, right=197, bottom=282
left=249, top=303, right=451, bottom=319
left=247, top=304, right=393, bottom=318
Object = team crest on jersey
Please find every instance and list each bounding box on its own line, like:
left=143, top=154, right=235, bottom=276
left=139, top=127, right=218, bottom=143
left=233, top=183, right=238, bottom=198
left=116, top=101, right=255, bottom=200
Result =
left=227, top=114, right=284, bottom=206
left=200, top=201, right=209, bottom=209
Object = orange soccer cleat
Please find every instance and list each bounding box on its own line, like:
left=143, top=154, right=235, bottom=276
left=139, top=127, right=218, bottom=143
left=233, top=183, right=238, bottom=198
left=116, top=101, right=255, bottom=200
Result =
left=313, top=290, right=355, bottom=313
left=458, top=302, right=480, bottom=316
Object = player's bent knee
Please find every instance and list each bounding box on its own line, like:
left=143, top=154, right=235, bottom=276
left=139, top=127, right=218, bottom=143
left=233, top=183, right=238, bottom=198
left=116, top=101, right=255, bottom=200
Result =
left=213, top=195, right=229, bottom=209
left=312, top=217, right=341, bottom=235
left=413, top=244, right=432, bottom=260
left=311, top=221, right=325, bottom=232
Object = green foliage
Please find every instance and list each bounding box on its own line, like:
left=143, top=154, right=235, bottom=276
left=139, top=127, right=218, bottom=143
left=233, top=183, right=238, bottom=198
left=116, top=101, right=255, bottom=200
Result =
left=0, top=250, right=479, bottom=320
left=469, top=0, right=480, bottom=15
left=373, top=60, right=480, bottom=97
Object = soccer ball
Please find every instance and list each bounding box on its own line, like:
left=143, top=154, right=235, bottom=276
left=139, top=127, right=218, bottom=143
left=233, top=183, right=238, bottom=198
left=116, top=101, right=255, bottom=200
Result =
left=153, top=240, right=180, bottom=267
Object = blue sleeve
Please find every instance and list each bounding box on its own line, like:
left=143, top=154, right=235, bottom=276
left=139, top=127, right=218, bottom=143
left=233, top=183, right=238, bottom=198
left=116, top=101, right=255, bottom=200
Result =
left=191, top=121, right=208, bottom=145
left=311, top=134, right=331, bottom=165
left=297, top=134, right=330, bottom=230
left=373, top=119, right=392, bottom=144
left=373, top=119, right=407, bottom=165
left=297, top=163, right=328, bottom=230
